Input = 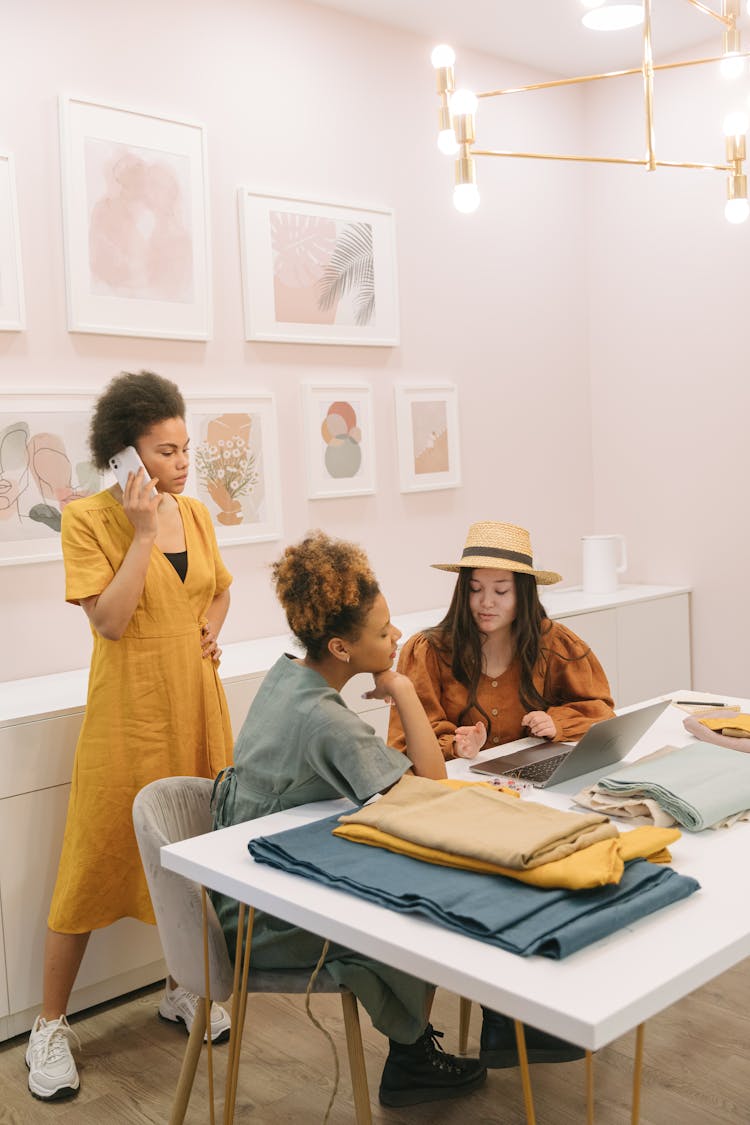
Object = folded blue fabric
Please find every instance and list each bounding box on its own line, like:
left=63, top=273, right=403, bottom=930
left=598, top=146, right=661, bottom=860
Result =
left=248, top=813, right=699, bottom=959
left=596, top=741, right=750, bottom=831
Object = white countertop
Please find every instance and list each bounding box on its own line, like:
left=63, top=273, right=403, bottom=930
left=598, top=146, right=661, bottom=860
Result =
left=0, top=584, right=690, bottom=728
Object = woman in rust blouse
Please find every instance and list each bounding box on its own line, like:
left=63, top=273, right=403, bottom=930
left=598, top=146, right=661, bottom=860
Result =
left=389, top=521, right=615, bottom=761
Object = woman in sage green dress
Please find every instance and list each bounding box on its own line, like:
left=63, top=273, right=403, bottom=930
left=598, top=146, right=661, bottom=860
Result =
left=211, top=530, right=486, bottom=1108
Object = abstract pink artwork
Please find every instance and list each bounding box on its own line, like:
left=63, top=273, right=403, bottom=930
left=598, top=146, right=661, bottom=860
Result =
left=85, top=139, right=194, bottom=303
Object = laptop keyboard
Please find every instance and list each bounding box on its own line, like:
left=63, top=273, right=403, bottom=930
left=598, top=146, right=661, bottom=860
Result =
left=503, top=752, right=569, bottom=785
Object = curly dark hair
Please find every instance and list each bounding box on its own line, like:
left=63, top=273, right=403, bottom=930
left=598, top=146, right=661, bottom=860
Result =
left=272, top=531, right=380, bottom=661
left=88, top=370, right=185, bottom=471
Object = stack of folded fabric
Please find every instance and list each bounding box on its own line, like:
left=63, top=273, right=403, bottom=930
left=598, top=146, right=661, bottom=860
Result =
left=574, top=739, right=750, bottom=831
left=683, top=710, right=750, bottom=754
left=248, top=776, right=699, bottom=960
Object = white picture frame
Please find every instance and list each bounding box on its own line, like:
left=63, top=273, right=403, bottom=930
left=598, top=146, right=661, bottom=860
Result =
left=394, top=383, right=462, bottom=493
left=185, top=394, right=283, bottom=545
left=301, top=383, right=376, bottom=499
left=238, top=188, right=399, bottom=346
left=0, top=153, right=25, bottom=331
left=59, top=95, right=212, bottom=340
left=0, top=391, right=103, bottom=566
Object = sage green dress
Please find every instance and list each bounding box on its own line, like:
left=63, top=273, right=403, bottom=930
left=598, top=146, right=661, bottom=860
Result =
left=211, top=654, right=429, bottom=1044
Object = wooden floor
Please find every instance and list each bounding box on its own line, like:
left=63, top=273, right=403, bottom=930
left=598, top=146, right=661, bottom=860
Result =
left=1, top=961, right=749, bottom=1124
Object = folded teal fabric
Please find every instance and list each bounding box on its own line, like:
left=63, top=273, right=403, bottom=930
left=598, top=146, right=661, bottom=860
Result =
left=596, top=741, right=750, bottom=830
left=248, top=813, right=699, bottom=959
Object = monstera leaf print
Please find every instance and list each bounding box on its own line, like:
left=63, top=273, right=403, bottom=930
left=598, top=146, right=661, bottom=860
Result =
left=270, top=211, right=337, bottom=288
left=317, top=222, right=375, bottom=326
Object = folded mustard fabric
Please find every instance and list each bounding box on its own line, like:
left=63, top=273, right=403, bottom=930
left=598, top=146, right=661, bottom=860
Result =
left=331, top=820, right=679, bottom=889
left=337, top=774, right=618, bottom=870
left=699, top=713, right=750, bottom=738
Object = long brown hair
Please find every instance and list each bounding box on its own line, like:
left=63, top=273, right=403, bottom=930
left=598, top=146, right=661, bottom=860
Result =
left=425, top=569, right=554, bottom=738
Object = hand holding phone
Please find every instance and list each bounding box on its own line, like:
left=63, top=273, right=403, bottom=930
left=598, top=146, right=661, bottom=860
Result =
left=109, top=447, right=158, bottom=499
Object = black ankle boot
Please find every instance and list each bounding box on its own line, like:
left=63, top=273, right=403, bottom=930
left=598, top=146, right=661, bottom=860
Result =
left=379, top=1023, right=487, bottom=1107
left=480, top=1007, right=585, bottom=1068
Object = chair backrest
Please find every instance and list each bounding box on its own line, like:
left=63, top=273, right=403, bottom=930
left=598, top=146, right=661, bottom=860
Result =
left=132, top=776, right=235, bottom=1000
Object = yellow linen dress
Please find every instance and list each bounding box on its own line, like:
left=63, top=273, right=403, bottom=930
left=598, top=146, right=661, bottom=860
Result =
left=48, top=489, right=233, bottom=933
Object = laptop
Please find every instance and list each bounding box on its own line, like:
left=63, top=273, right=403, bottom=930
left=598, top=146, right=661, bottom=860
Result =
left=468, top=700, right=669, bottom=788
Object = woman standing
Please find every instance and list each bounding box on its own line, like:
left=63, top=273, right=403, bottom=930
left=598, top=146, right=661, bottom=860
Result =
left=26, top=372, right=234, bottom=1101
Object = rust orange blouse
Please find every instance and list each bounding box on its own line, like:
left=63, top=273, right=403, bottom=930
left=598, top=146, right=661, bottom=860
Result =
left=388, top=621, right=615, bottom=761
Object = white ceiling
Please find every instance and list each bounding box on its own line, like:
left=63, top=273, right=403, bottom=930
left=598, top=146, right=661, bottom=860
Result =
left=310, top=0, right=748, bottom=76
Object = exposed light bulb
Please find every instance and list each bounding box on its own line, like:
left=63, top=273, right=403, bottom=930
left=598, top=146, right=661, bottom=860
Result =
left=723, top=110, right=749, bottom=136
left=453, top=182, right=480, bottom=213
left=431, top=44, right=456, bottom=69
left=720, top=52, right=746, bottom=80
left=725, top=197, right=750, bottom=222
left=450, top=89, right=478, bottom=117
left=437, top=128, right=459, bottom=156
left=582, top=4, right=644, bottom=30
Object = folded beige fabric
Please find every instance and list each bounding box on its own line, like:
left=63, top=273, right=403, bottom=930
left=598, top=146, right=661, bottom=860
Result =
left=338, top=775, right=617, bottom=870
left=573, top=784, right=677, bottom=827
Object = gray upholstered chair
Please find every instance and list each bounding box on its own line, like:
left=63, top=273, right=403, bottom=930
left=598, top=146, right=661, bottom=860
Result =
left=132, top=776, right=372, bottom=1125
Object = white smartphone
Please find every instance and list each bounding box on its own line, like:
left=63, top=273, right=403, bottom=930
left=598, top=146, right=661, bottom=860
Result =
left=108, top=446, right=157, bottom=498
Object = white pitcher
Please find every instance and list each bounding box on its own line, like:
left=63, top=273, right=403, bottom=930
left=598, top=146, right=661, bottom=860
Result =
left=581, top=534, right=627, bottom=594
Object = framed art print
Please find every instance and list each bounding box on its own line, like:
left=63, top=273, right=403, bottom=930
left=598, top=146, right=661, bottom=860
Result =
left=0, top=392, right=102, bottom=565
left=302, top=383, right=376, bottom=499
left=185, top=395, right=282, bottom=545
left=394, top=383, right=461, bottom=493
left=59, top=95, right=212, bottom=339
left=0, top=153, right=25, bottom=330
left=238, top=189, right=399, bottom=345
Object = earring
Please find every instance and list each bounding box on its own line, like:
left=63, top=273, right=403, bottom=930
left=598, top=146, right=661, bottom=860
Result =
left=344, top=653, right=350, bottom=663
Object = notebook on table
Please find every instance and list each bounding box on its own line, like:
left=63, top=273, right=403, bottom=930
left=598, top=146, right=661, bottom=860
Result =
left=468, top=700, right=670, bottom=789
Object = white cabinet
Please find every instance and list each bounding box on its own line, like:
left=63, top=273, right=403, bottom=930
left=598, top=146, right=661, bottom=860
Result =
left=0, top=583, right=690, bottom=1041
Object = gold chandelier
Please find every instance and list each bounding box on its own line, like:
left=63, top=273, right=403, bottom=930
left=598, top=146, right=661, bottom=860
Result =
left=432, top=0, right=750, bottom=223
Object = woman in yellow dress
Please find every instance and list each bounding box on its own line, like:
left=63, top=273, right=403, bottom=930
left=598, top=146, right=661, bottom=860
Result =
left=26, top=372, right=234, bottom=1102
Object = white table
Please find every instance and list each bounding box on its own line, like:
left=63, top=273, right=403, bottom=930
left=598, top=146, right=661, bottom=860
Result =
left=161, top=690, right=750, bottom=1118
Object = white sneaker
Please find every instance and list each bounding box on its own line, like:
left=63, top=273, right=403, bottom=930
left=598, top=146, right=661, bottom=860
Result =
left=26, top=1015, right=80, bottom=1100
left=158, top=984, right=231, bottom=1043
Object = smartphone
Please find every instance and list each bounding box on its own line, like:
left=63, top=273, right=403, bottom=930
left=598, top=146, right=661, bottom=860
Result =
left=108, top=447, right=157, bottom=498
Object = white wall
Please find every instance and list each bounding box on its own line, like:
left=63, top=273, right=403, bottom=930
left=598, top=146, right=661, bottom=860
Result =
left=0, top=0, right=592, bottom=684
left=586, top=41, right=748, bottom=693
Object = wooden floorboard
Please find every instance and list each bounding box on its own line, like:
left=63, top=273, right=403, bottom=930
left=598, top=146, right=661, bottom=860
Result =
left=1, top=960, right=749, bottom=1123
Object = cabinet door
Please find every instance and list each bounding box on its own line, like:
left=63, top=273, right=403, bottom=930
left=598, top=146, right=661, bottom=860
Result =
left=556, top=609, right=619, bottom=704
left=0, top=786, right=163, bottom=1023
left=616, top=595, right=691, bottom=707
left=221, top=673, right=266, bottom=738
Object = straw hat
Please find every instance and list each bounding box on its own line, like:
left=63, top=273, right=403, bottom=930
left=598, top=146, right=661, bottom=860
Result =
left=432, top=521, right=562, bottom=585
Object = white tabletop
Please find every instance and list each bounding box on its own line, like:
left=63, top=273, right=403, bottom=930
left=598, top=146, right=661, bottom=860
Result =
left=160, top=688, right=743, bottom=1051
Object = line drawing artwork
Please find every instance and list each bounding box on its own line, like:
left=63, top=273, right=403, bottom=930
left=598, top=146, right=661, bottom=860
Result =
left=410, top=399, right=450, bottom=475
left=271, top=211, right=374, bottom=327
left=0, top=412, right=99, bottom=545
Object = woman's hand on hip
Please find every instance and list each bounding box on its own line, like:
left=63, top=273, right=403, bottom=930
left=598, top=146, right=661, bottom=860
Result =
left=201, top=623, right=222, bottom=663
left=453, top=721, right=486, bottom=759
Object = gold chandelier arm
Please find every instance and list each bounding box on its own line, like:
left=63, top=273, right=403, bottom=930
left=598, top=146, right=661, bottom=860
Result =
left=682, top=0, right=733, bottom=26
left=476, top=52, right=750, bottom=100
left=470, top=148, right=730, bottom=172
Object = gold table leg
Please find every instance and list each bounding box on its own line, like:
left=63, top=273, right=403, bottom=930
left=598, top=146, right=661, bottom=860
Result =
left=514, top=1019, right=536, bottom=1125
left=586, top=1049, right=594, bottom=1124
left=631, top=1023, right=645, bottom=1125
